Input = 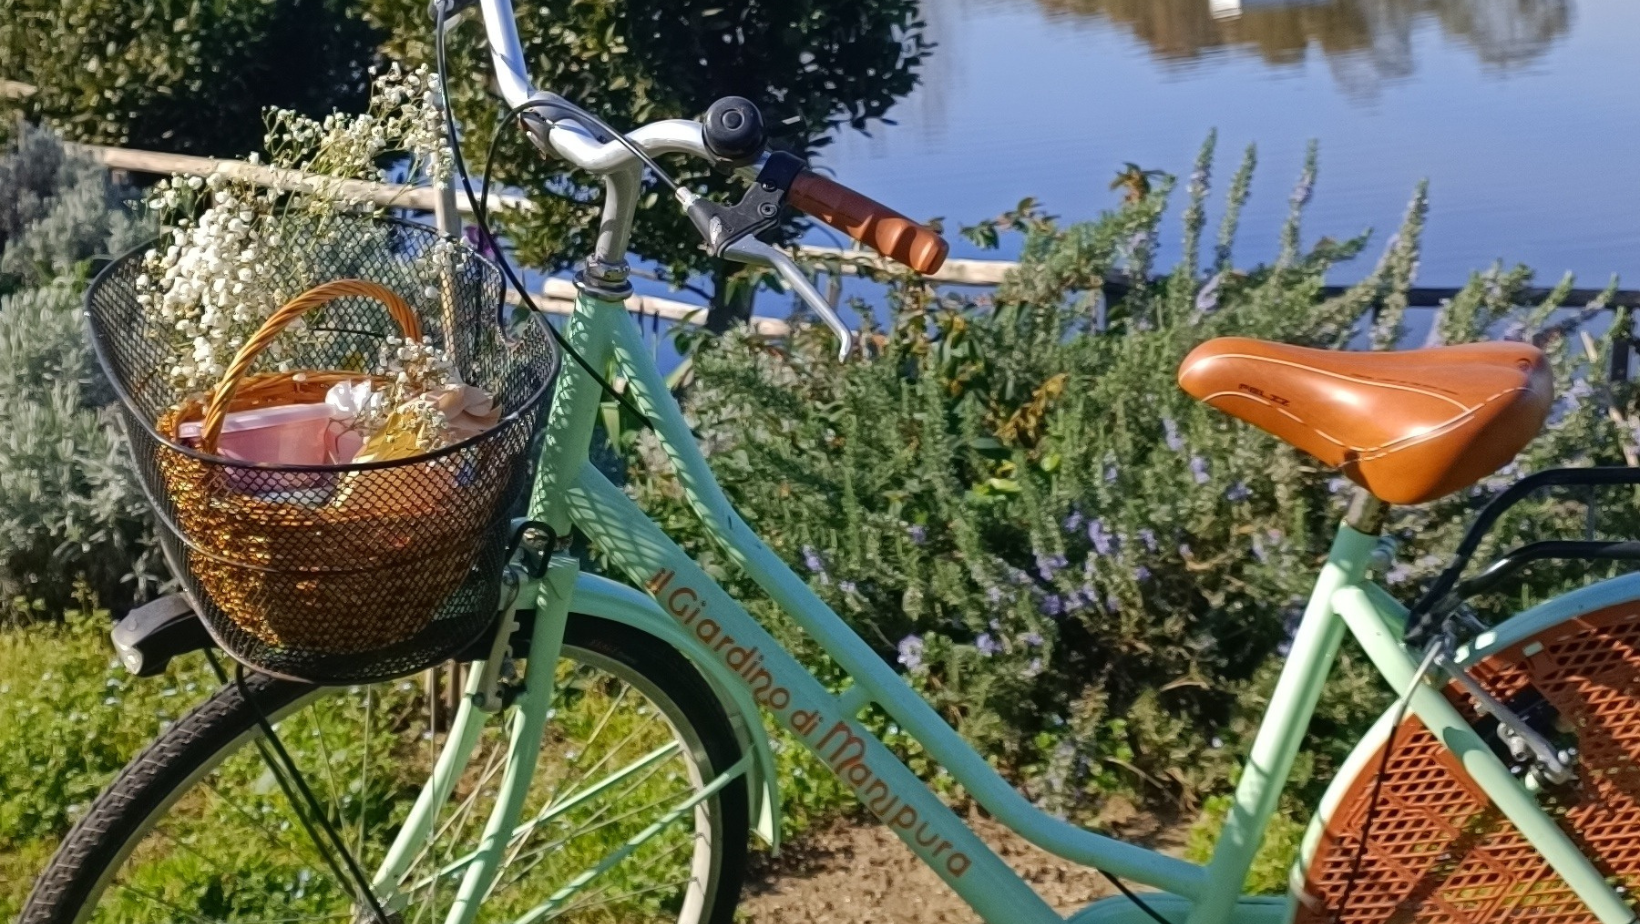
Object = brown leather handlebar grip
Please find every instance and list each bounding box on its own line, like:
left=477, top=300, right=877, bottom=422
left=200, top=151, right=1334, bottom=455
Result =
left=787, top=171, right=949, bottom=276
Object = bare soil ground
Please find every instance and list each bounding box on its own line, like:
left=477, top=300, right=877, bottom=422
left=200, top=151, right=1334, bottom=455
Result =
left=741, top=808, right=1192, bottom=923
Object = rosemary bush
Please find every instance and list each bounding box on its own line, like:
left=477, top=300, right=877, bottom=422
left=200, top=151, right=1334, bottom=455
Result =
left=625, top=133, right=1639, bottom=831
left=0, top=127, right=157, bottom=617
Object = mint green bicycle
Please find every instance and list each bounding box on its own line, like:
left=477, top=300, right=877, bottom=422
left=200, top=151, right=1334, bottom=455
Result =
left=24, top=2, right=1640, bottom=923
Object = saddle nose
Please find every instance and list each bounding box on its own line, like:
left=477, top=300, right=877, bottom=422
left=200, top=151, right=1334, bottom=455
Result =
left=1177, top=337, right=1553, bottom=505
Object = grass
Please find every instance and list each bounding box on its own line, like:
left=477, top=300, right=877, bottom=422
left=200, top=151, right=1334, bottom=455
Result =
left=0, top=604, right=216, bottom=918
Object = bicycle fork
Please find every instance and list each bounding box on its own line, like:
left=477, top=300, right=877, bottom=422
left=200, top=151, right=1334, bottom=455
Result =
left=370, top=556, right=577, bottom=924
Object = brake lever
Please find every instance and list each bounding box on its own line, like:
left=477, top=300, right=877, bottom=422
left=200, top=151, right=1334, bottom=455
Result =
left=723, top=238, right=855, bottom=362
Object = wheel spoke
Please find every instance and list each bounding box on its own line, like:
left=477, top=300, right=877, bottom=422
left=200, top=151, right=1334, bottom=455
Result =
left=398, top=735, right=509, bottom=887
left=199, top=778, right=312, bottom=862
left=501, top=741, right=681, bottom=865
left=494, top=822, right=697, bottom=910
left=499, top=753, right=717, bottom=898
left=546, top=869, right=698, bottom=921
left=506, top=757, right=747, bottom=924
left=302, top=701, right=347, bottom=816
left=357, top=687, right=373, bottom=860
left=540, top=682, right=635, bottom=808
left=109, top=881, right=222, bottom=924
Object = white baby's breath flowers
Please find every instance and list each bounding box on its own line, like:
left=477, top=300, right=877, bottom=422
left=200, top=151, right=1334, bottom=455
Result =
left=341, top=337, right=460, bottom=449
left=136, top=64, right=458, bottom=399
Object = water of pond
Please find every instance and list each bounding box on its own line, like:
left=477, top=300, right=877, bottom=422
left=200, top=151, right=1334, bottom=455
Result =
left=809, top=0, right=1639, bottom=289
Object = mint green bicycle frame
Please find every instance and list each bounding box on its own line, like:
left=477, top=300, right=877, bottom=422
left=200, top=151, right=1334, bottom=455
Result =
left=367, top=284, right=1640, bottom=924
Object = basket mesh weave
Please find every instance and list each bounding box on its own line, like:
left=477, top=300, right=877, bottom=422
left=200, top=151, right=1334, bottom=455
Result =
left=1295, top=601, right=1640, bottom=924
left=86, top=216, right=557, bottom=684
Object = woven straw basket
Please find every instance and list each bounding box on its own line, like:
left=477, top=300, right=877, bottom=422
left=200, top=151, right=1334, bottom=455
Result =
left=157, top=280, right=494, bottom=653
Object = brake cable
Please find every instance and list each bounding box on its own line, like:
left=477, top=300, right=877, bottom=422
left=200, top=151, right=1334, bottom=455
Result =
left=434, top=2, right=654, bottom=430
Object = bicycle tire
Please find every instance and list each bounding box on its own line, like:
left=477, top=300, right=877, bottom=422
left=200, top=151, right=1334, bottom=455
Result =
left=1295, top=600, right=1640, bottom=923
left=19, top=615, right=749, bottom=924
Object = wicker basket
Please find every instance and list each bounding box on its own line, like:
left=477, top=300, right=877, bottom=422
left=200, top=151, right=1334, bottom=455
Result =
left=87, top=216, right=558, bottom=683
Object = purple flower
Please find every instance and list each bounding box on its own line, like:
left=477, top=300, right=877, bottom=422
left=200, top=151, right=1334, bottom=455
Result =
left=1327, top=477, right=1352, bottom=495
left=907, top=525, right=928, bottom=545
left=1104, top=463, right=1119, bottom=483
left=986, top=586, right=1004, bottom=605
left=1385, top=563, right=1413, bottom=585
left=802, top=545, right=825, bottom=573
left=839, top=580, right=858, bottom=594
left=897, top=635, right=924, bottom=671
left=1195, top=272, right=1223, bottom=314
left=1036, top=551, right=1068, bottom=581
left=1291, top=173, right=1315, bottom=209
left=1039, top=595, right=1064, bottom=617
left=1277, top=605, right=1304, bottom=656
left=976, top=633, right=1002, bottom=656
left=1063, top=511, right=1084, bottom=533
left=463, top=224, right=499, bottom=261
left=1087, top=518, right=1115, bottom=556
left=1105, top=594, right=1121, bottom=614
left=1226, top=481, right=1250, bottom=502
left=1022, top=632, right=1044, bottom=648
left=1163, top=418, right=1185, bottom=452
left=1133, top=565, right=1151, bottom=582
left=1138, top=529, right=1157, bottom=553
left=1024, top=658, right=1045, bottom=679
left=1190, top=455, right=1210, bottom=484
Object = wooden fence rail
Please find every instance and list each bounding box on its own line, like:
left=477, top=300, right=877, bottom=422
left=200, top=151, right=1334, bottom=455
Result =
left=48, top=139, right=1640, bottom=316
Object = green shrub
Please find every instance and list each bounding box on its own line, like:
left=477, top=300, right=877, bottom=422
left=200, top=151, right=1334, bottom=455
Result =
left=1, top=0, right=379, bottom=158
left=1, top=124, right=146, bottom=291
left=1185, top=793, right=1306, bottom=894
left=622, top=134, right=1639, bottom=833
left=0, top=127, right=157, bottom=616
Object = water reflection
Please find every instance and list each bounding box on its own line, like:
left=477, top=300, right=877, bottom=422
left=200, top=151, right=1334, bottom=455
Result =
left=1038, top=0, right=1572, bottom=89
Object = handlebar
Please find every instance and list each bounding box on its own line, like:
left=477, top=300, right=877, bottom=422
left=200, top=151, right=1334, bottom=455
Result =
left=788, top=172, right=948, bottom=276
left=462, top=0, right=949, bottom=354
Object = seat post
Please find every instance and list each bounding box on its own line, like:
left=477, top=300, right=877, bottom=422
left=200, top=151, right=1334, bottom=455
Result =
left=1346, top=487, right=1389, bottom=535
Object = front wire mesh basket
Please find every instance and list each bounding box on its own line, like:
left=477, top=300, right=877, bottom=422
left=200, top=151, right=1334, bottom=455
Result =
left=87, top=215, right=558, bottom=684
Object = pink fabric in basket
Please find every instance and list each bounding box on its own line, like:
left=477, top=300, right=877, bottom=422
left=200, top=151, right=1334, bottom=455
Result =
left=178, top=404, right=341, bottom=498
left=177, top=403, right=336, bottom=465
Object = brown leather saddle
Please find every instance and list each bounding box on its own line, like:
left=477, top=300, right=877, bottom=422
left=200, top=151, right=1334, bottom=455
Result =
left=1177, top=337, right=1553, bottom=505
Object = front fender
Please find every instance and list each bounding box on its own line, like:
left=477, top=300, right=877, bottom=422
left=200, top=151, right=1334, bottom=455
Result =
left=562, top=571, right=782, bottom=850
left=1458, top=570, right=1640, bottom=665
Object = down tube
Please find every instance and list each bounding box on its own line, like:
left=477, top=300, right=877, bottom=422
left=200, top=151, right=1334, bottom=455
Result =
left=564, top=468, right=1062, bottom=924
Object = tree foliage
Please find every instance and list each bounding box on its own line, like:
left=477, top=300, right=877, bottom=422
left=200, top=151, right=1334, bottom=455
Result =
left=2, top=0, right=380, bottom=157
left=367, top=0, right=930, bottom=319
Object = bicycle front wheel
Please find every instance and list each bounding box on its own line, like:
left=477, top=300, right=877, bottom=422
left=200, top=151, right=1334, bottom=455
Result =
left=20, top=615, right=749, bottom=924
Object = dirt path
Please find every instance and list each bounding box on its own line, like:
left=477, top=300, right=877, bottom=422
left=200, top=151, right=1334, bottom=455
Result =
left=741, top=810, right=1191, bottom=923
